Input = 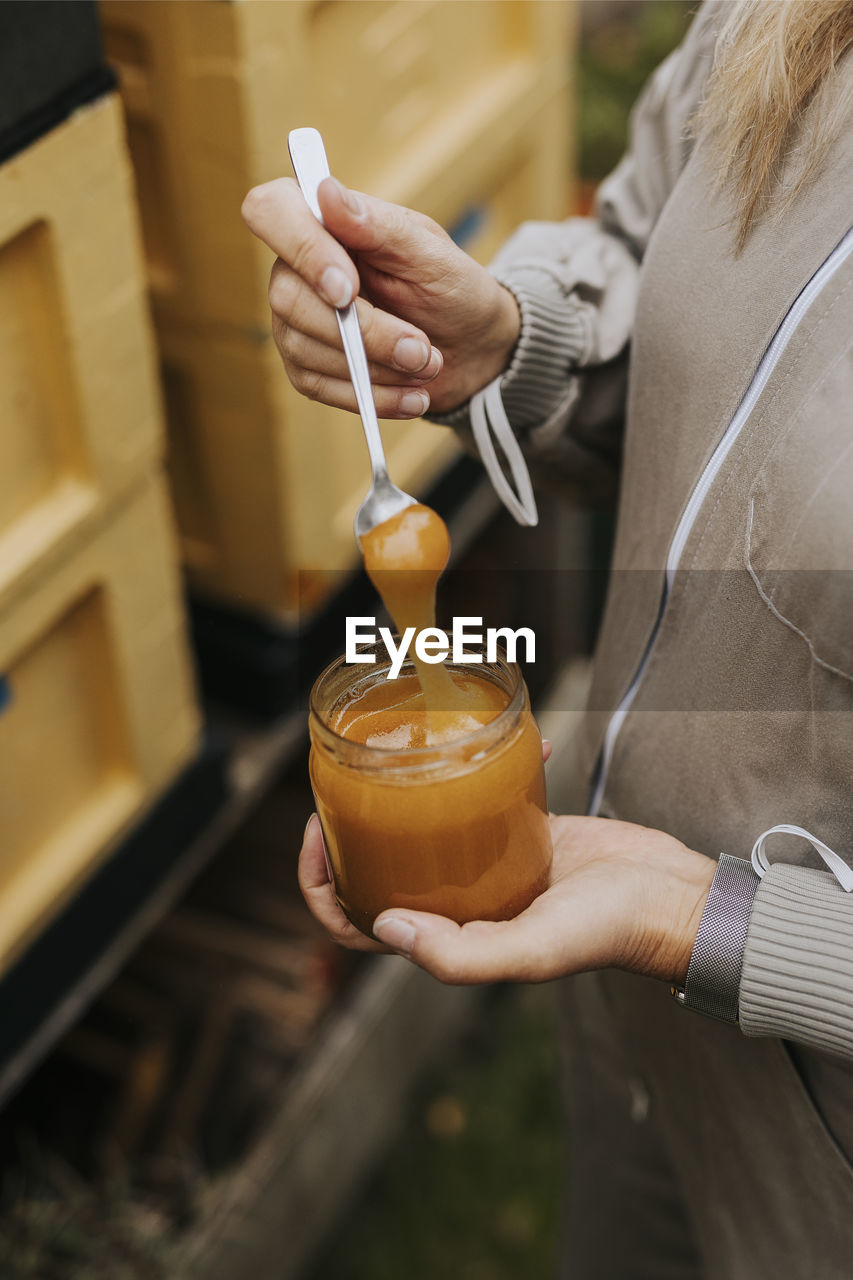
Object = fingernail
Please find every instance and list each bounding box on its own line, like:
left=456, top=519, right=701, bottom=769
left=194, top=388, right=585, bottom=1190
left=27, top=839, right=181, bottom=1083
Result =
left=400, top=390, right=429, bottom=416
left=426, top=346, right=444, bottom=376
left=542, top=739, right=551, bottom=751
left=393, top=336, right=429, bottom=372
left=320, top=265, right=353, bottom=308
left=329, top=177, right=365, bottom=220
left=305, top=812, right=318, bottom=838
left=373, top=915, right=415, bottom=955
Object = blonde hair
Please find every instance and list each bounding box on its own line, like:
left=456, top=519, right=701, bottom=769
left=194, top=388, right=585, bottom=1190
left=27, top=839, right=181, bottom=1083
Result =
left=697, top=0, right=853, bottom=250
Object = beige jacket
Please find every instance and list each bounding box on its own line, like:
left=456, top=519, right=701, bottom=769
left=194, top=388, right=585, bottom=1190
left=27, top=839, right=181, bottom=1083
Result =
left=440, top=0, right=853, bottom=1196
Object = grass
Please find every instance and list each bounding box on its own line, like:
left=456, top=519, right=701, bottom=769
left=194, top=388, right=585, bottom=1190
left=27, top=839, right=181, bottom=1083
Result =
left=0, top=1156, right=192, bottom=1280
left=312, top=984, right=563, bottom=1280
left=578, top=1, right=696, bottom=180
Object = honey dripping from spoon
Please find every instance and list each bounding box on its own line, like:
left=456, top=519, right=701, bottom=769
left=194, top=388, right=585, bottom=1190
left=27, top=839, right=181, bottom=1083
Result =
left=361, top=504, right=496, bottom=746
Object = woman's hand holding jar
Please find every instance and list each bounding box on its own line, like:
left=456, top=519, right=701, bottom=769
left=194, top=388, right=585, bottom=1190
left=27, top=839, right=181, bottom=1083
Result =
left=299, top=796, right=715, bottom=988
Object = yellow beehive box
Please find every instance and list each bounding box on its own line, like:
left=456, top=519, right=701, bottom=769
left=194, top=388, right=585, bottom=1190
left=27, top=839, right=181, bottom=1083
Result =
left=162, top=327, right=460, bottom=615
left=159, top=85, right=572, bottom=617
left=0, top=469, right=200, bottom=975
left=0, top=94, right=163, bottom=605
left=99, top=0, right=575, bottom=334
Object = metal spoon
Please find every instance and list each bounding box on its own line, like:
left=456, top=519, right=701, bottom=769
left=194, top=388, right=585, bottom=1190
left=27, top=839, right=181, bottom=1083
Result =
left=288, top=127, right=418, bottom=545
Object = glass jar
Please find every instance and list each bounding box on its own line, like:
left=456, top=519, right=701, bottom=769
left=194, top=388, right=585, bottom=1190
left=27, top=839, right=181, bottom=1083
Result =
left=308, top=641, right=552, bottom=937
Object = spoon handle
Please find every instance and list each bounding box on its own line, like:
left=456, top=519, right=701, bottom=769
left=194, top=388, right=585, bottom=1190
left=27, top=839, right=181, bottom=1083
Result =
left=288, top=127, right=389, bottom=482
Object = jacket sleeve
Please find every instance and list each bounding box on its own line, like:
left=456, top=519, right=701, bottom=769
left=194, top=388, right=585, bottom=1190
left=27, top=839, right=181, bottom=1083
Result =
left=739, top=865, right=853, bottom=1059
left=431, top=1, right=720, bottom=506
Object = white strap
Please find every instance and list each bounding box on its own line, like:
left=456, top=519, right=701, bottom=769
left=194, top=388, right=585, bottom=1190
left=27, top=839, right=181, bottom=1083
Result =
left=469, top=377, right=538, bottom=527
left=751, top=824, right=853, bottom=893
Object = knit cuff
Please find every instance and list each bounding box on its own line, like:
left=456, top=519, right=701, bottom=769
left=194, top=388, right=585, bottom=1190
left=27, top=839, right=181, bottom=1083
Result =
left=740, top=863, right=853, bottom=1058
left=427, top=266, right=588, bottom=435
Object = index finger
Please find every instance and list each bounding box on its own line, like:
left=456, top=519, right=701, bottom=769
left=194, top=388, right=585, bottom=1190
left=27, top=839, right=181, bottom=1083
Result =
left=241, top=177, right=359, bottom=309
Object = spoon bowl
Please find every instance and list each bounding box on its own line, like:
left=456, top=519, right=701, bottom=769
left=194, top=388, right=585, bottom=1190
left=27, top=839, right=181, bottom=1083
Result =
left=354, top=473, right=418, bottom=544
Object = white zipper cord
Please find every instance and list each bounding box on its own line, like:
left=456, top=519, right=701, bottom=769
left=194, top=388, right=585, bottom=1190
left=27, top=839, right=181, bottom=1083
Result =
left=752, top=825, right=853, bottom=891
left=589, top=224, right=853, bottom=816
left=470, top=377, right=539, bottom=527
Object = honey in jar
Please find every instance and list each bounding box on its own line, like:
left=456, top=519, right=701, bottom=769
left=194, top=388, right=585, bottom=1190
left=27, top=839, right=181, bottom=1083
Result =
left=309, top=641, right=552, bottom=936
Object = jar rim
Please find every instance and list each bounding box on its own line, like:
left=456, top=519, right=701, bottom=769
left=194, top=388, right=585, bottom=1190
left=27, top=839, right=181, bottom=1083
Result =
left=308, top=641, right=528, bottom=772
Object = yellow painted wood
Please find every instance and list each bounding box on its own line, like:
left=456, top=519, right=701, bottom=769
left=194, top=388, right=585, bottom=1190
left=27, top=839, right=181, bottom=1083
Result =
left=99, top=0, right=576, bottom=615
left=100, top=0, right=575, bottom=332
left=161, top=324, right=460, bottom=616
left=0, top=469, right=200, bottom=975
left=0, top=95, right=163, bottom=603
left=158, top=86, right=571, bottom=618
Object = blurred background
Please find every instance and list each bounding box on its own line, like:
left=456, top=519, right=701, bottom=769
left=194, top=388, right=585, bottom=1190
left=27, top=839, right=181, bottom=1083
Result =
left=0, top=2, right=690, bottom=1276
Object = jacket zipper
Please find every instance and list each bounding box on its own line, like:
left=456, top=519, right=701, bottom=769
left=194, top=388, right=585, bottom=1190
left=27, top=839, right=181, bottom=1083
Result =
left=588, top=225, right=853, bottom=816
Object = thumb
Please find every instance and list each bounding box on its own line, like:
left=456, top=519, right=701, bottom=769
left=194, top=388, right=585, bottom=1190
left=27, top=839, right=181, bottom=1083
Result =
left=372, top=907, right=560, bottom=985
left=318, top=176, right=437, bottom=273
